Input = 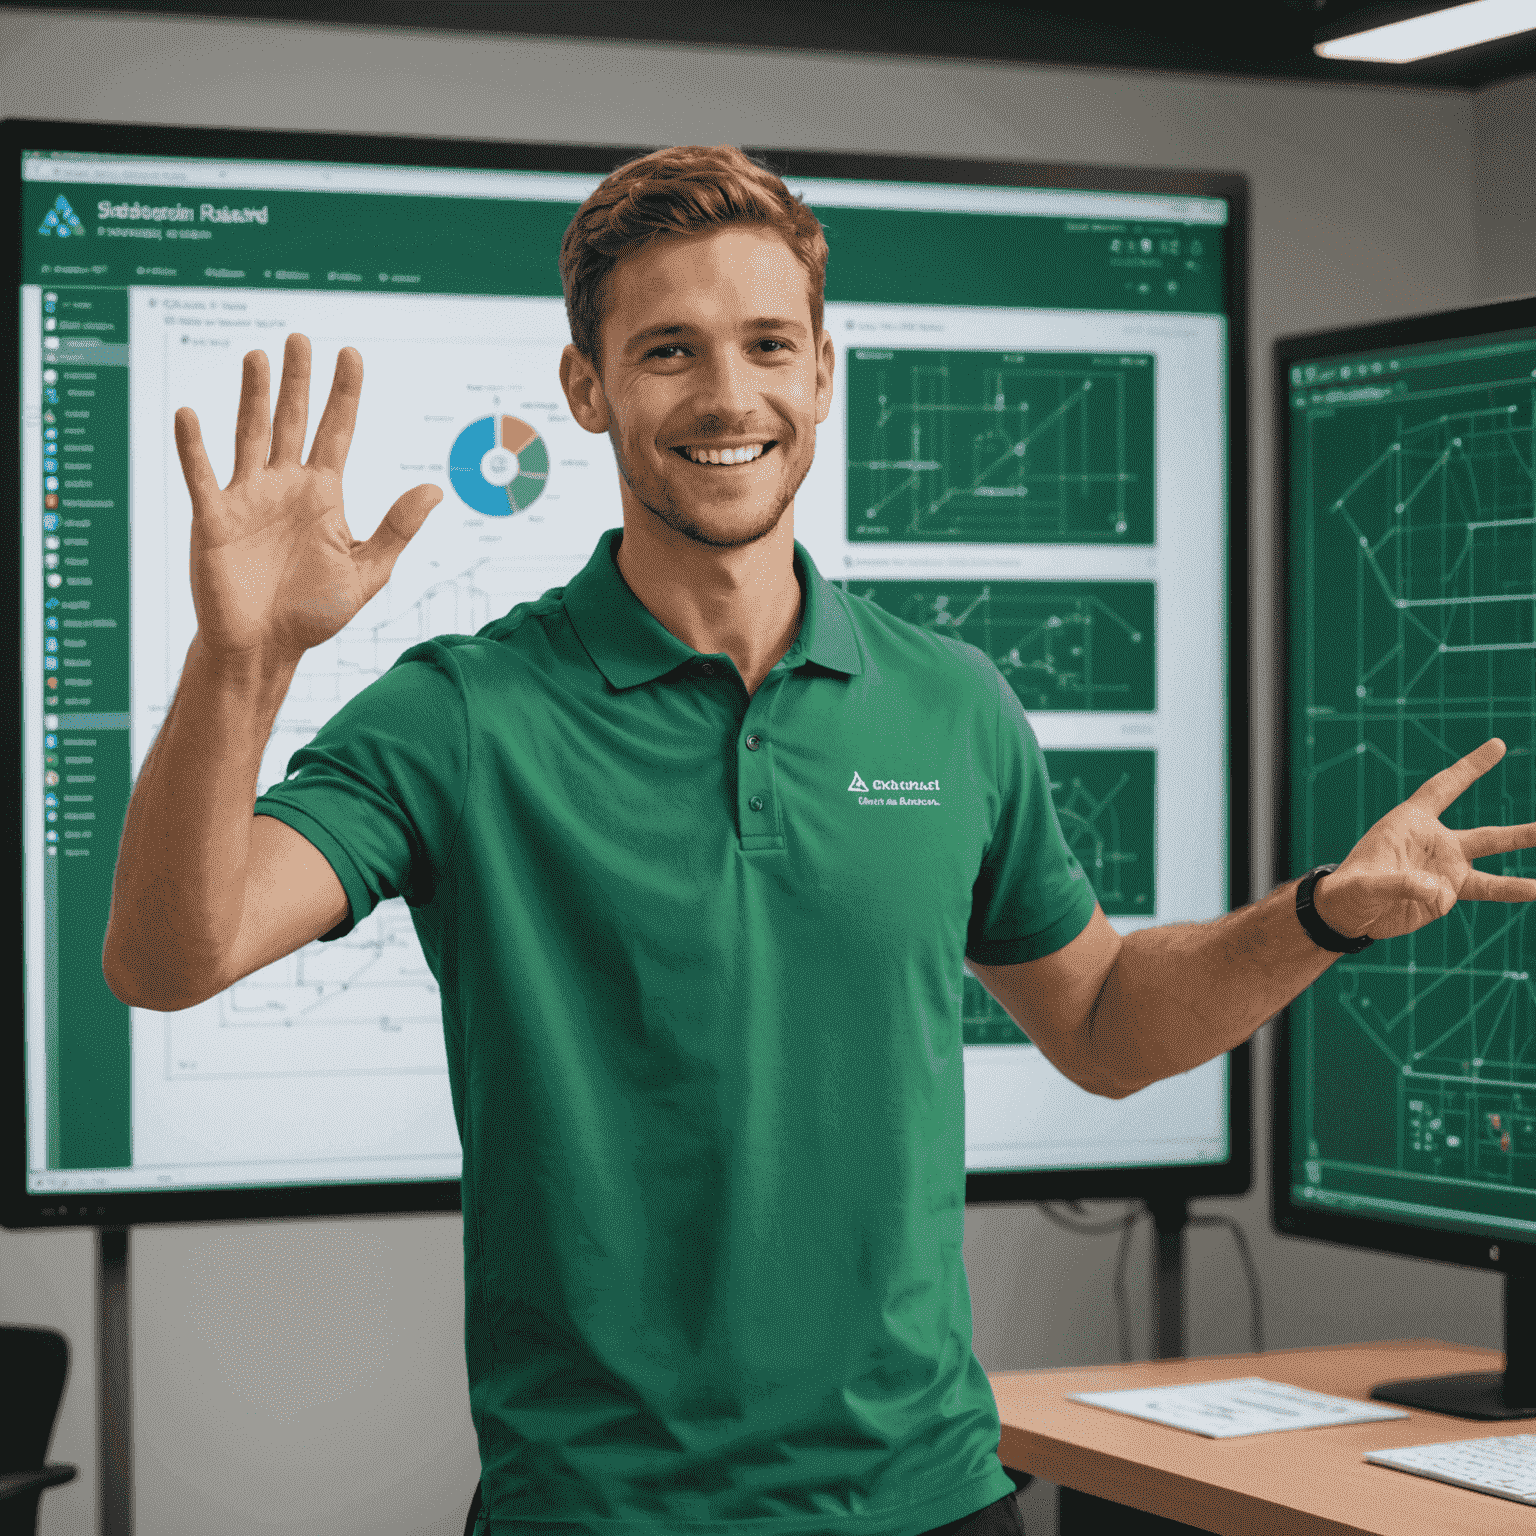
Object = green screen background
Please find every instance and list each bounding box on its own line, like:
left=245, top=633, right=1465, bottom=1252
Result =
left=1288, top=328, right=1536, bottom=1241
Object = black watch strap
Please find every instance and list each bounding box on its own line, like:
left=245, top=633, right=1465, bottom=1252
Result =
left=1295, top=864, right=1374, bottom=954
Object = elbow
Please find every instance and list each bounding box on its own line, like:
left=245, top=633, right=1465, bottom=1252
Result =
left=101, top=948, right=165, bottom=1010
left=102, top=929, right=216, bottom=1012
left=1095, top=1070, right=1153, bottom=1101
left=1071, top=1021, right=1156, bottom=1099
left=1067, top=1016, right=1146, bottom=1100
left=104, top=969, right=214, bottom=1013
left=1074, top=1063, right=1148, bottom=1100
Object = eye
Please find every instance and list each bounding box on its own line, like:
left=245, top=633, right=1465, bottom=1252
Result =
left=645, top=343, right=691, bottom=360
left=756, top=339, right=790, bottom=354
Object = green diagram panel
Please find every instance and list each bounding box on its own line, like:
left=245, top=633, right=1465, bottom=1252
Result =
left=1288, top=331, right=1536, bottom=1239
left=846, top=348, right=1155, bottom=545
left=1045, top=749, right=1156, bottom=918
left=962, top=747, right=1155, bottom=1046
left=847, top=579, right=1155, bottom=712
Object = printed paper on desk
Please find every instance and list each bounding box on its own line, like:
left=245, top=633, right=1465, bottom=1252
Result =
left=1068, top=1377, right=1411, bottom=1439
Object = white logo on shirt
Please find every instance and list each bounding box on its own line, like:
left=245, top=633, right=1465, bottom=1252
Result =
left=847, top=770, right=941, bottom=807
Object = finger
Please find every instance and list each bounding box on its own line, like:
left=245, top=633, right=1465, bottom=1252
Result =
left=232, top=349, right=272, bottom=480
left=1459, top=870, right=1536, bottom=903
left=307, top=346, right=363, bottom=473
left=268, top=333, right=312, bottom=465
left=1461, top=822, right=1536, bottom=860
left=173, top=407, right=221, bottom=507
left=1409, top=738, right=1507, bottom=817
left=354, top=484, right=443, bottom=600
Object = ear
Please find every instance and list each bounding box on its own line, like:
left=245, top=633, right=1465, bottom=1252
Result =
left=813, top=326, right=836, bottom=426
left=560, top=344, right=610, bottom=434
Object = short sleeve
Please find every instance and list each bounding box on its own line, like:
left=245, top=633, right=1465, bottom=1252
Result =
left=965, top=667, right=1097, bottom=965
left=253, top=641, right=469, bottom=940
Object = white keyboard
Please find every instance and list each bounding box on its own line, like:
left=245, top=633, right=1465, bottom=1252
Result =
left=1365, top=1432, right=1536, bottom=1505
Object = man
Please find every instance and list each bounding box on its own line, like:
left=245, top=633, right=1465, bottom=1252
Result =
left=104, top=146, right=1536, bottom=1536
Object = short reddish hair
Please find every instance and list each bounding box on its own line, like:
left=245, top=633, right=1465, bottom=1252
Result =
left=559, top=145, right=829, bottom=363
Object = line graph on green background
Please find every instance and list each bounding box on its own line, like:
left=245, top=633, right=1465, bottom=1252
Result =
left=844, top=578, right=1154, bottom=712
left=845, top=347, right=1155, bottom=544
left=1292, top=346, right=1536, bottom=1215
left=963, top=746, right=1155, bottom=1046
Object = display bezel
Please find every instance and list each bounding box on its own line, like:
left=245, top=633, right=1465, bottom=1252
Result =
left=5, top=115, right=1251, bottom=1227
left=1271, top=292, right=1536, bottom=1275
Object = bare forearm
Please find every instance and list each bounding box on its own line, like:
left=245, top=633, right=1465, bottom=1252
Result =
left=104, top=635, right=297, bottom=1007
left=1089, top=882, right=1335, bottom=1095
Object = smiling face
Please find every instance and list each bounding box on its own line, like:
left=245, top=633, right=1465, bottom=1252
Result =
left=560, top=225, right=835, bottom=550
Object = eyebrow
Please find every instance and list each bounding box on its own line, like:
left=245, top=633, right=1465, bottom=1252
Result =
left=626, top=315, right=809, bottom=349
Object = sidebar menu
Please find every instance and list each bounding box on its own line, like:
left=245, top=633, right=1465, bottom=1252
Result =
left=43, top=285, right=131, bottom=1169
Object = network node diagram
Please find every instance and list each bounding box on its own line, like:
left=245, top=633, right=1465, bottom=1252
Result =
left=1046, top=749, right=1156, bottom=918
left=846, top=348, right=1155, bottom=544
left=847, top=578, right=1154, bottom=713
left=1292, top=340, right=1536, bottom=1218
left=960, top=747, right=1155, bottom=1047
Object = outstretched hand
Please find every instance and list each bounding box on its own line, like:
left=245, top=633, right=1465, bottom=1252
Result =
left=1312, top=738, right=1536, bottom=942
left=174, top=333, right=442, bottom=665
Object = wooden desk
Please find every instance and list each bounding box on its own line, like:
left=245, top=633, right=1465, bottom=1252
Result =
left=991, top=1340, right=1533, bottom=1536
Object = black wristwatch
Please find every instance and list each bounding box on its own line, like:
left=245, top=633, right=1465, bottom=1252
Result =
left=1295, top=864, right=1374, bottom=954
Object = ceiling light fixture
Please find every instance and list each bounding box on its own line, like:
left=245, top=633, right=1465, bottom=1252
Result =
left=1315, top=0, right=1536, bottom=62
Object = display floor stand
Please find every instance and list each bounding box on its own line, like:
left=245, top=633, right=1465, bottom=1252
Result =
left=98, top=1227, right=131, bottom=1536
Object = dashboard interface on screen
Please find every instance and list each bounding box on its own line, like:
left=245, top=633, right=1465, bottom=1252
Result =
left=1285, top=323, right=1536, bottom=1243
left=20, top=143, right=1234, bottom=1198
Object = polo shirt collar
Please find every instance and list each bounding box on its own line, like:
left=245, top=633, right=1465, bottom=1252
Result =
left=564, top=528, right=863, bottom=691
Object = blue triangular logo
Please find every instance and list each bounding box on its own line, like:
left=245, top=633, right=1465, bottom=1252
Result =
left=39, top=195, right=84, bottom=238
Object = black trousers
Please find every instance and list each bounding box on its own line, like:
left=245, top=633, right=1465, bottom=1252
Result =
left=462, top=1485, right=1026, bottom=1536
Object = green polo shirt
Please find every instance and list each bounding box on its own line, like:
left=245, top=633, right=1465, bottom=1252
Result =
left=254, top=528, right=1095, bottom=1535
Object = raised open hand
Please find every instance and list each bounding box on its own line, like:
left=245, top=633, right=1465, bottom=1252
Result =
left=1312, top=738, right=1536, bottom=942
left=174, top=334, right=442, bottom=665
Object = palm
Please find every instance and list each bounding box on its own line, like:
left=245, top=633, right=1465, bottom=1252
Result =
left=1316, top=740, right=1536, bottom=942
left=177, top=336, right=440, bottom=664
left=193, top=462, right=373, bottom=657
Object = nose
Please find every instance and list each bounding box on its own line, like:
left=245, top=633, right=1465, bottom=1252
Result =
left=692, top=346, right=759, bottom=429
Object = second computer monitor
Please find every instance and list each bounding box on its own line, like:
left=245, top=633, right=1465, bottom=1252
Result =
left=1275, top=293, right=1536, bottom=1271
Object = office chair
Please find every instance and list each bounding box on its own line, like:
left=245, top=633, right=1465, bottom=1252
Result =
left=0, top=1326, right=77, bottom=1536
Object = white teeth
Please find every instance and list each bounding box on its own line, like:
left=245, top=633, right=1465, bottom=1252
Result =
left=684, top=443, right=765, bottom=464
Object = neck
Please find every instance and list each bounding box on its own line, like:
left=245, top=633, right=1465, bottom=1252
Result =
left=615, top=500, right=803, bottom=696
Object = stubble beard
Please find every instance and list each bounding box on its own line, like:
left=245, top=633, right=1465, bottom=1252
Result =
left=610, top=425, right=814, bottom=551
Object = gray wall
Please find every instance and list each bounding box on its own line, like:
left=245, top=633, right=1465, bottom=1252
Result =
left=1474, top=70, right=1536, bottom=303
left=0, top=9, right=1525, bottom=1533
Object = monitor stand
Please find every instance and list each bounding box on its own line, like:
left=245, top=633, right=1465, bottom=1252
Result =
left=1370, top=1270, right=1536, bottom=1421
left=98, top=1227, right=132, bottom=1536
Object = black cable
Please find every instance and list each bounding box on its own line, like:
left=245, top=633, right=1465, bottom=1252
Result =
left=1108, top=1207, right=1143, bottom=1362
left=1040, top=1204, right=1267, bottom=1360
left=1190, top=1213, right=1266, bottom=1354
left=1039, top=1201, right=1141, bottom=1238
left=1039, top=1202, right=1144, bottom=1359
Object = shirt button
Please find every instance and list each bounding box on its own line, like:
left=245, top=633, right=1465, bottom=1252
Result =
left=748, top=795, right=765, bottom=813
left=745, top=733, right=762, bottom=751
left=697, top=661, right=716, bottom=676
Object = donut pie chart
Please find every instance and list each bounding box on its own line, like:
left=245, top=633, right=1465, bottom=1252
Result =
left=448, top=414, right=550, bottom=516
